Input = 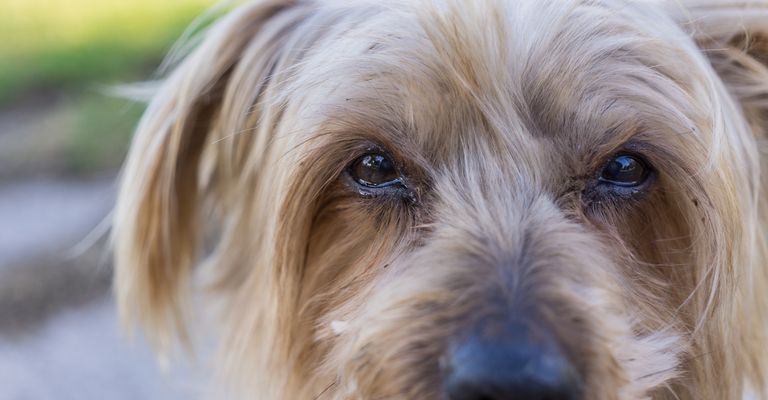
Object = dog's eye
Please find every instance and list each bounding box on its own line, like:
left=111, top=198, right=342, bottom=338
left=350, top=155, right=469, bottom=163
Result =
left=349, top=153, right=402, bottom=187
left=599, top=154, right=649, bottom=187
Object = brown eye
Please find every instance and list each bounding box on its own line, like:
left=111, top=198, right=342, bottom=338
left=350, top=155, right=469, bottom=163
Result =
left=350, top=153, right=402, bottom=188
left=599, top=154, right=650, bottom=187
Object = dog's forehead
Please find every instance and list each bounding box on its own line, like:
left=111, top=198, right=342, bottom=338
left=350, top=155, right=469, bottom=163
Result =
left=292, top=0, right=700, bottom=167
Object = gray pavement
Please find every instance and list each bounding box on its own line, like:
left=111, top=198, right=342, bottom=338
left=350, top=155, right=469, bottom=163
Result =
left=0, top=299, right=204, bottom=400
left=0, top=177, right=114, bottom=267
left=0, top=176, right=204, bottom=399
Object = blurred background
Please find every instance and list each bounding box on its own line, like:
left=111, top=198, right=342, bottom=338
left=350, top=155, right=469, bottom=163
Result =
left=0, top=0, right=217, bottom=398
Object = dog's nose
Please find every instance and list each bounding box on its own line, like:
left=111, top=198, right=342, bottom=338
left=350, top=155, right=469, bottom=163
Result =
left=443, top=318, right=582, bottom=400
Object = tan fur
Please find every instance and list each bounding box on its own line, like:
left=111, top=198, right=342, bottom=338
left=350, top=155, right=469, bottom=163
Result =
left=113, top=0, right=768, bottom=398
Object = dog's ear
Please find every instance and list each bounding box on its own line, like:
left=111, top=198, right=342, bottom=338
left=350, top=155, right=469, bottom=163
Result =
left=671, top=3, right=768, bottom=394
left=113, top=0, right=306, bottom=351
left=676, top=2, right=768, bottom=136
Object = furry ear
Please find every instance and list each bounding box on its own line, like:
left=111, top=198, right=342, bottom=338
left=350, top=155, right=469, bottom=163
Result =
left=112, top=0, right=303, bottom=351
left=671, top=2, right=768, bottom=396
left=676, top=1, right=768, bottom=136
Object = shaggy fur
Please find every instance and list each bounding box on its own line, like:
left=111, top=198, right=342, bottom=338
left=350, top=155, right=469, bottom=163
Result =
left=113, top=0, right=768, bottom=398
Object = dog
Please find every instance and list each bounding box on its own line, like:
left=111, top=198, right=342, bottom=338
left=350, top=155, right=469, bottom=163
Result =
left=112, top=0, right=768, bottom=398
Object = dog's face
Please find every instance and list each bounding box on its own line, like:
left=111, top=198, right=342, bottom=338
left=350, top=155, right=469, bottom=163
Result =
left=114, top=1, right=768, bottom=399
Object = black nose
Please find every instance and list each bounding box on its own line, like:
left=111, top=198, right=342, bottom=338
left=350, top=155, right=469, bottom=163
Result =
left=443, top=318, right=582, bottom=400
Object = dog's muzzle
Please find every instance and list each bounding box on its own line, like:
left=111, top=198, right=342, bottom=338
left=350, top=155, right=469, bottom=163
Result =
left=442, top=317, right=582, bottom=400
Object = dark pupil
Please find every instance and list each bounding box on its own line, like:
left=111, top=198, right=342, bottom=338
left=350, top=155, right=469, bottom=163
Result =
left=353, top=154, right=398, bottom=186
left=601, top=155, right=646, bottom=186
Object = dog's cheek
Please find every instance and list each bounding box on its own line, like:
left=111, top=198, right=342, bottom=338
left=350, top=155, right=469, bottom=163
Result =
left=295, top=185, right=420, bottom=375
left=575, top=181, right=694, bottom=397
left=323, top=284, right=455, bottom=399
left=306, top=259, right=446, bottom=399
left=302, top=189, right=415, bottom=298
left=579, top=171, right=700, bottom=332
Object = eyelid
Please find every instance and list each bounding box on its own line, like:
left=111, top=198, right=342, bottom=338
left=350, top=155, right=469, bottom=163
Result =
left=356, top=177, right=406, bottom=189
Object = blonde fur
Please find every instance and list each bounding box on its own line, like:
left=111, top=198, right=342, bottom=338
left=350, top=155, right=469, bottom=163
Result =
left=113, top=0, right=768, bottom=398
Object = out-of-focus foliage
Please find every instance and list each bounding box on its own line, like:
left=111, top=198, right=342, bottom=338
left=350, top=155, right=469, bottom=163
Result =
left=0, top=0, right=215, bottom=103
left=0, top=0, right=217, bottom=173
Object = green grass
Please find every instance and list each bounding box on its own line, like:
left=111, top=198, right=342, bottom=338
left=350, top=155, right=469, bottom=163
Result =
left=0, top=0, right=220, bottom=173
left=0, top=0, right=217, bottom=102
